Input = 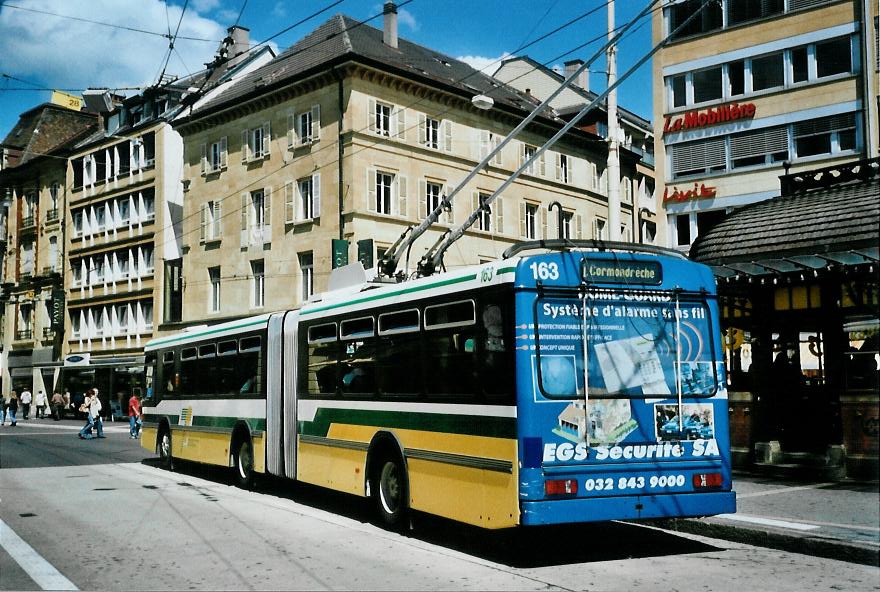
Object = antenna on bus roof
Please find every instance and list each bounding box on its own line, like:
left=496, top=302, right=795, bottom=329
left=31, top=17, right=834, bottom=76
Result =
left=377, top=0, right=664, bottom=281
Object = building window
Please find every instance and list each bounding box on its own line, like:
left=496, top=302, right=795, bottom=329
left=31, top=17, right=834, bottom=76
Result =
left=522, top=144, right=537, bottom=174
left=727, top=0, right=783, bottom=26
left=692, top=66, right=722, bottom=104
left=477, top=192, right=492, bottom=232
left=675, top=214, right=691, bottom=246
left=561, top=211, right=573, bottom=239
left=816, top=37, right=852, bottom=78
left=205, top=137, right=227, bottom=173
left=730, top=125, right=789, bottom=169
left=251, top=190, right=265, bottom=229
left=670, top=74, right=687, bottom=108
left=594, top=218, right=607, bottom=240
left=791, top=47, right=809, bottom=83
left=670, top=137, right=726, bottom=178
left=375, top=101, right=392, bottom=136
left=252, top=260, right=265, bottom=309
left=299, top=252, right=314, bottom=302
left=668, top=0, right=722, bottom=40
left=425, top=181, right=442, bottom=218
left=728, top=60, right=745, bottom=96
left=242, top=123, right=270, bottom=161
left=376, top=171, right=393, bottom=214
left=298, top=110, right=313, bottom=144
left=558, top=154, right=570, bottom=184
left=298, top=176, right=315, bottom=220
left=751, top=52, right=785, bottom=92
left=424, top=116, right=440, bottom=149
left=794, top=113, right=857, bottom=158
left=697, top=210, right=726, bottom=238
left=523, top=202, right=538, bottom=239
left=73, top=211, right=84, bottom=237
left=201, top=200, right=222, bottom=242
left=209, top=267, right=221, bottom=313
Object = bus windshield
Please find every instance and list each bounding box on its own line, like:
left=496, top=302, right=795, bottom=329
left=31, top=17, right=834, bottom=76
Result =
left=535, top=290, right=718, bottom=399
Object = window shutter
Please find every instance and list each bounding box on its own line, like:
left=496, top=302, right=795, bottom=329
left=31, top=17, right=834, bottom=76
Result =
left=368, top=99, right=377, bottom=132
left=200, top=143, right=207, bottom=175
left=541, top=207, right=548, bottom=240
left=480, top=129, right=490, bottom=159
left=241, top=192, right=249, bottom=246
left=262, top=122, right=271, bottom=156
left=287, top=112, right=296, bottom=147
left=493, top=136, right=503, bottom=166
left=397, top=175, right=407, bottom=217
left=285, top=181, right=295, bottom=223
left=443, top=184, right=453, bottom=225
left=575, top=214, right=583, bottom=239
left=396, top=107, right=406, bottom=140
left=219, top=137, right=228, bottom=169
left=496, top=197, right=504, bottom=234
left=241, top=129, right=249, bottom=163
left=519, top=202, right=527, bottom=238
left=263, top=186, right=272, bottom=243
left=443, top=120, right=452, bottom=152
left=731, top=126, right=788, bottom=159
left=472, top=191, right=479, bottom=212
left=214, top=201, right=222, bottom=238
left=418, top=113, right=427, bottom=145
left=554, top=153, right=561, bottom=181
left=311, top=105, right=321, bottom=141
left=671, top=137, right=726, bottom=175
left=312, top=173, right=321, bottom=218
left=367, top=168, right=377, bottom=212
left=519, top=142, right=526, bottom=168
left=538, top=152, right=546, bottom=176
left=419, top=178, right=427, bottom=218
left=200, top=204, right=207, bottom=242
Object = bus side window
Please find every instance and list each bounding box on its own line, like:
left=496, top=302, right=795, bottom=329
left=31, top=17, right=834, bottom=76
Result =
left=305, top=323, right=338, bottom=396
left=238, top=336, right=262, bottom=395
left=162, top=351, right=176, bottom=396
left=424, top=301, right=477, bottom=397
left=479, top=299, right=514, bottom=401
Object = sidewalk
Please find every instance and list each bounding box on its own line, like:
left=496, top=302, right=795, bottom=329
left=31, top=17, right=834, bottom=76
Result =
left=657, top=470, right=880, bottom=566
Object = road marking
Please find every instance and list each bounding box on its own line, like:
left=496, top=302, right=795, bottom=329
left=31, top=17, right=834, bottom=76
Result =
left=715, top=514, right=820, bottom=531
left=0, top=518, right=78, bottom=590
left=737, top=483, right=836, bottom=499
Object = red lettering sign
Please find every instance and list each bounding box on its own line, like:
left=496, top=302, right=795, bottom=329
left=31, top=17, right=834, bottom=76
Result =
left=663, top=102, right=756, bottom=135
left=662, top=183, right=717, bottom=204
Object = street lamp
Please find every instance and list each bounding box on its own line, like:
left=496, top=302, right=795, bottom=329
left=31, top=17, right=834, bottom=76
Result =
left=471, top=94, right=494, bottom=110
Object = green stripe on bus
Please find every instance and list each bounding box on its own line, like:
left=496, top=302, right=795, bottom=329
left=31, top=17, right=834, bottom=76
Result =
left=495, top=266, right=516, bottom=276
left=300, top=274, right=479, bottom=316
left=142, top=413, right=266, bottom=432
left=147, top=318, right=268, bottom=347
left=299, top=407, right=516, bottom=439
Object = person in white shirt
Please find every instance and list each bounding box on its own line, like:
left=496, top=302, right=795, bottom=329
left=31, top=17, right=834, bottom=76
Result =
left=35, top=390, right=48, bottom=419
left=20, top=389, right=32, bottom=420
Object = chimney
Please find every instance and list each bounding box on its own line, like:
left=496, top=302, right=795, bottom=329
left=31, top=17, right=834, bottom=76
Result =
left=564, top=59, right=589, bottom=92
left=226, top=26, right=251, bottom=68
left=383, top=2, right=398, bottom=49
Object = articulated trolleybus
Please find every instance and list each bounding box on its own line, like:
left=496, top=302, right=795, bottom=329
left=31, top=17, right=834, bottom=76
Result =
left=142, top=241, right=735, bottom=528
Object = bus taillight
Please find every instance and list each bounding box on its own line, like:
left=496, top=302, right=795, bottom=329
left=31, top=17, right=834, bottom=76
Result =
left=545, top=479, right=578, bottom=496
left=692, top=473, right=723, bottom=488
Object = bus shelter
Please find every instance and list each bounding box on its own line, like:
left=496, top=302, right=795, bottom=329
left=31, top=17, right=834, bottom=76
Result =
left=690, top=159, right=879, bottom=480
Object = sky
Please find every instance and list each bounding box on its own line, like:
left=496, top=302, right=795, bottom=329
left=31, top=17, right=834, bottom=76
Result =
left=0, top=0, right=656, bottom=139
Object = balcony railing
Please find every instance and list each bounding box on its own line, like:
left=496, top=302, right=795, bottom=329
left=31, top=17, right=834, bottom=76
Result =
left=42, top=327, right=55, bottom=339
left=45, top=209, right=59, bottom=222
left=15, top=329, right=33, bottom=340
left=20, top=215, right=35, bottom=230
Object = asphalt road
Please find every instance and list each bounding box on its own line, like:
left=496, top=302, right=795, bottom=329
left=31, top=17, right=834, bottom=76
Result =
left=1, top=420, right=879, bottom=591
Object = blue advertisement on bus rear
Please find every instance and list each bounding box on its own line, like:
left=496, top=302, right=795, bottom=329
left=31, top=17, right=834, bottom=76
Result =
left=520, top=287, right=726, bottom=470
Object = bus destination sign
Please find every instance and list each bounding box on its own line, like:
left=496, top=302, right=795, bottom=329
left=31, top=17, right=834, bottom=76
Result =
left=581, top=259, right=662, bottom=285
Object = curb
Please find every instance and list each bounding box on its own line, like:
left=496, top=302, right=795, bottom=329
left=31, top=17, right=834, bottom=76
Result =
left=651, top=517, right=880, bottom=567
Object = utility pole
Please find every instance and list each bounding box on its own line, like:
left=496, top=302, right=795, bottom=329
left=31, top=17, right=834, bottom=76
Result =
left=606, top=0, right=621, bottom=241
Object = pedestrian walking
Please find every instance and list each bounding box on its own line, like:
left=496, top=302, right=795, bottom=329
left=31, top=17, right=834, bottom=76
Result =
left=51, top=391, right=64, bottom=421
left=5, top=391, right=18, bottom=426
left=63, top=390, right=71, bottom=418
left=20, top=388, right=32, bottom=420
left=128, top=393, right=142, bottom=438
left=0, top=392, right=5, bottom=425
left=35, top=390, right=47, bottom=419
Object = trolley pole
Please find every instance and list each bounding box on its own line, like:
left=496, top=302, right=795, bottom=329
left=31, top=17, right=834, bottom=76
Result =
left=607, top=0, right=621, bottom=241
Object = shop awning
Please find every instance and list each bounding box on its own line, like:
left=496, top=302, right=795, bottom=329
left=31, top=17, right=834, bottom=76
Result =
left=690, top=164, right=879, bottom=278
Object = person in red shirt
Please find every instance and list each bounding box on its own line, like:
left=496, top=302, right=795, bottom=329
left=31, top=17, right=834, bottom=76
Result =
left=128, top=394, right=142, bottom=439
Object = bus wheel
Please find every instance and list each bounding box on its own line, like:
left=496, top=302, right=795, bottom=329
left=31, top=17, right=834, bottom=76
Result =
left=374, top=456, right=408, bottom=528
left=233, top=439, right=255, bottom=489
left=158, top=428, right=174, bottom=470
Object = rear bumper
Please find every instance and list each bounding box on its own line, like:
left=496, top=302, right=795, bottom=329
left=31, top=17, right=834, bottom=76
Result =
left=520, top=490, right=736, bottom=525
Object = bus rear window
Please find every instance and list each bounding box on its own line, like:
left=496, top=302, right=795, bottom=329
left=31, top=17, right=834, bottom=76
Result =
left=535, top=294, right=718, bottom=399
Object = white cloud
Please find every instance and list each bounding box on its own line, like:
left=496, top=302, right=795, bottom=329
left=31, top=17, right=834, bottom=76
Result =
left=456, top=53, right=512, bottom=76
left=0, top=0, right=226, bottom=91
left=190, top=0, right=221, bottom=12
left=272, top=2, right=287, bottom=19
left=397, top=8, right=419, bottom=31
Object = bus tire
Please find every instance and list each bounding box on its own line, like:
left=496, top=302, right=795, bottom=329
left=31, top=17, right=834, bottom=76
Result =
left=158, top=426, right=174, bottom=471
left=233, top=438, right=255, bottom=490
left=373, top=453, right=408, bottom=529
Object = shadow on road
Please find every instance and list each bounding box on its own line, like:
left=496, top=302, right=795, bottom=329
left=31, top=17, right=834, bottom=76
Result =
left=145, top=459, right=722, bottom=567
